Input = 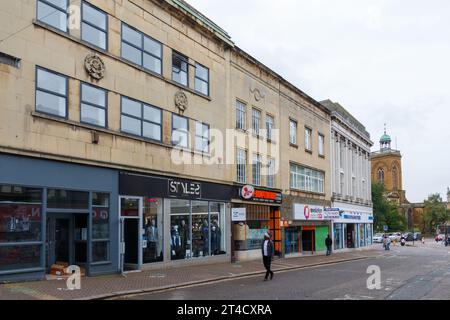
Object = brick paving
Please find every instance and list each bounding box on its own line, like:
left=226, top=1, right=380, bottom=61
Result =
left=0, top=247, right=382, bottom=300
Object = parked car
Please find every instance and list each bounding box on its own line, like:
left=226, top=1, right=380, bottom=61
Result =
left=389, top=232, right=402, bottom=242
left=402, top=232, right=414, bottom=241
left=373, top=233, right=384, bottom=243
left=413, top=232, right=422, bottom=241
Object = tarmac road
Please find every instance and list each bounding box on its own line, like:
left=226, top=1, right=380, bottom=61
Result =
left=117, top=240, right=450, bottom=300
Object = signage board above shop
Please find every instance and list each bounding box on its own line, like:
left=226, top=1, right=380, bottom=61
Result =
left=323, top=208, right=341, bottom=220
left=236, top=185, right=282, bottom=204
left=168, top=179, right=201, bottom=198
left=294, top=204, right=324, bottom=221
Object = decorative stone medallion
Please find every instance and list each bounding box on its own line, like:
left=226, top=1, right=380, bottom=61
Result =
left=250, top=87, right=265, bottom=102
left=175, top=91, right=188, bottom=113
left=84, top=53, right=105, bottom=80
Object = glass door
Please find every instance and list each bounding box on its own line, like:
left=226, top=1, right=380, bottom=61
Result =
left=120, top=197, right=143, bottom=272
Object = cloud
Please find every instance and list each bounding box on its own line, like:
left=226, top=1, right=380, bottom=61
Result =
left=188, top=0, right=450, bottom=202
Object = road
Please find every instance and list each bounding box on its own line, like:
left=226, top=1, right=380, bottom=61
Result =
left=117, top=240, right=450, bottom=300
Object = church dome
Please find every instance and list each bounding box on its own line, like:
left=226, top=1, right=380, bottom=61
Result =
left=380, top=133, right=391, bottom=143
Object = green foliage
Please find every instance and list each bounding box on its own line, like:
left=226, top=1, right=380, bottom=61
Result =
left=372, top=183, right=407, bottom=232
left=423, top=194, right=449, bottom=233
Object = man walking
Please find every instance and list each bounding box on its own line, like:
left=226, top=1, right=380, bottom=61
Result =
left=325, top=234, right=333, bottom=256
left=261, top=232, right=274, bottom=281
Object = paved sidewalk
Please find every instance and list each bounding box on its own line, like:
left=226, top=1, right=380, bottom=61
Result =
left=0, top=247, right=382, bottom=300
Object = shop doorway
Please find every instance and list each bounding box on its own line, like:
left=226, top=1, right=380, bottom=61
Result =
left=346, top=224, right=355, bottom=248
left=120, top=197, right=142, bottom=273
left=285, top=227, right=300, bottom=255
left=46, top=213, right=88, bottom=272
left=302, top=227, right=315, bottom=253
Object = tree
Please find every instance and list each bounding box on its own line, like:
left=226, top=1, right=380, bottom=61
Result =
left=372, top=183, right=406, bottom=232
left=423, top=194, right=449, bottom=234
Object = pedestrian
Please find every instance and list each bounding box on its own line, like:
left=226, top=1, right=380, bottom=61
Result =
left=325, top=234, right=333, bottom=256
left=421, top=236, right=425, bottom=244
left=261, top=232, right=274, bottom=281
left=383, top=235, right=390, bottom=251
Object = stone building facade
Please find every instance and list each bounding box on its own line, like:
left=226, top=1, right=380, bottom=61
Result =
left=321, top=100, right=374, bottom=251
left=0, top=0, right=367, bottom=282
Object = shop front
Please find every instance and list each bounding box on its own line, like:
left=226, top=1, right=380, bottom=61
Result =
left=119, top=172, right=233, bottom=271
left=231, top=185, right=282, bottom=262
left=0, top=153, right=119, bottom=282
left=331, top=206, right=374, bottom=251
left=285, top=203, right=332, bottom=256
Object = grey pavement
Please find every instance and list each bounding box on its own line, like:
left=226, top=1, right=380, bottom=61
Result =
left=0, top=247, right=378, bottom=300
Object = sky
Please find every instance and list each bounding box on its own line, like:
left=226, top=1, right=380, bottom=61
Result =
left=187, top=0, right=450, bottom=203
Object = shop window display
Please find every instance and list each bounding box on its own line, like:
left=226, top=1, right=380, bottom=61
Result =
left=143, top=198, right=163, bottom=263
left=0, top=186, right=42, bottom=243
left=210, top=202, right=225, bottom=256
left=170, top=199, right=191, bottom=260
left=192, top=201, right=209, bottom=258
left=92, top=193, right=110, bottom=263
left=0, top=245, right=41, bottom=271
left=47, top=189, right=89, bottom=209
left=359, top=224, right=365, bottom=247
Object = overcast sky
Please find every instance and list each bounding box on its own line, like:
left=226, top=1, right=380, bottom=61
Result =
left=188, top=0, right=450, bottom=203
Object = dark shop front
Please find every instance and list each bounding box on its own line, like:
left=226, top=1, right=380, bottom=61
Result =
left=119, top=172, right=233, bottom=271
left=0, top=153, right=119, bottom=283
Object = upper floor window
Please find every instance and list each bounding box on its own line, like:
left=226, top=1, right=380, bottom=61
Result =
left=290, top=163, right=324, bottom=194
left=172, top=51, right=188, bottom=86
left=289, top=120, right=297, bottom=145
left=121, top=23, right=162, bottom=75
left=81, top=83, right=107, bottom=128
left=236, top=149, right=247, bottom=183
left=267, top=158, right=275, bottom=188
left=36, top=67, right=68, bottom=118
left=195, top=122, right=210, bottom=153
left=339, top=141, right=345, bottom=169
left=252, top=154, right=262, bottom=186
left=81, top=1, right=108, bottom=50
left=172, top=114, right=189, bottom=148
left=392, top=166, right=398, bottom=190
left=37, top=0, right=68, bottom=32
left=266, top=115, right=274, bottom=141
left=252, top=108, right=261, bottom=136
left=236, top=100, right=246, bottom=130
left=318, top=134, right=325, bottom=157
left=378, top=168, right=385, bottom=184
left=195, top=63, right=209, bottom=96
left=305, top=127, right=312, bottom=151
left=121, top=96, right=162, bottom=141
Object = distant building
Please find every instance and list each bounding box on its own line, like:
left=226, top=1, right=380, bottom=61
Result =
left=321, top=100, right=374, bottom=251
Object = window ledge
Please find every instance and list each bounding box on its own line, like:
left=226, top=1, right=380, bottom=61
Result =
left=31, top=111, right=176, bottom=150
left=33, top=20, right=212, bottom=102
left=289, top=188, right=326, bottom=197
left=289, top=143, right=299, bottom=149
left=319, top=154, right=325, bottom=159
left=305, top=149, right=313, bottom=154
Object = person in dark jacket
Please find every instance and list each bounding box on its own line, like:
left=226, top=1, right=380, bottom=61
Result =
left=261, top=232, right=274, bottom=281
left=325, top=234, right=333, bottom=256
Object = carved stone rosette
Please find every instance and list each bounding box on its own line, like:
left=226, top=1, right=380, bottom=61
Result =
left=84, top=53, right=105, bottom=80
left=175, top=91, right=188, bottom=113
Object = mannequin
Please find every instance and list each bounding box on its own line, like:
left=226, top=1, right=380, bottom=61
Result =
left=171, top=225, right=181, bottom=258
left=201, top=219, right=209, bottom=256
left=145, top=218, right=158, bottom=260
left=180, top=219, right=189, bottom=258
left=211, top=220, right=221, bottom=255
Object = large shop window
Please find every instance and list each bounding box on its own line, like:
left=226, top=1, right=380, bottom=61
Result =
left=143, top=198, right=163, bottom=263
left=37, top=0, right=68, bottom=32
left=234, top=205, right=270, bottom=251
left=333, top=223, right=343, bottom=250
left=0, top=185, right=43, bottom=272
left=170, top=199, right=226, bottom=261
left=121, top=23, right=162, bottom=75
left=36, top=67, right=68, bottom=118
left=81, top=1, right=108, bottom=50
left=359, top=224, right=366, bottom=247
left=121, top=96, right=162, bottom=141
left=290, top=163, right=325, bottom=194
left=92, top=193, right=110, bottom=263
left=80, top=83, right=107, bottom=128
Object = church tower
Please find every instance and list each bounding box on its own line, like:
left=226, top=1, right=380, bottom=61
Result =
left=370, top=125, right=406, bottom=205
